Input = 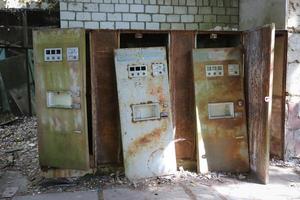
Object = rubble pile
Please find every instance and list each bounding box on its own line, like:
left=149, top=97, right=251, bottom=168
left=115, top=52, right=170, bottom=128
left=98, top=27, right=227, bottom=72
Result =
left=0, top=117, right=40, bottom=179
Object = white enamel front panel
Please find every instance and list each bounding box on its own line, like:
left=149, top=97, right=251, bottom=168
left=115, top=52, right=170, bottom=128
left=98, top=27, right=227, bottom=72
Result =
left=114, top=47, right=176, bottom=180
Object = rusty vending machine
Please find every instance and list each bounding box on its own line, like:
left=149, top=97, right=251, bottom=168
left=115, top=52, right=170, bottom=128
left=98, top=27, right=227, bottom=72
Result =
left=114, top=47, right=176, bottom=180
left=33, top=29, right=91, bottom=174
left=193, top=48, right=250, bottom=173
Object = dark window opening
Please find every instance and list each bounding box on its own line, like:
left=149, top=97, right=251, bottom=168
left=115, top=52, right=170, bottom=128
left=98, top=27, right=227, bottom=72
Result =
left=197, top=33, right=241, bottom=48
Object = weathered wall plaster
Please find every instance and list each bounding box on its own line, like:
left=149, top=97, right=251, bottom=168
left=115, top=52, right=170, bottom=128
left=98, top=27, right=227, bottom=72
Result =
left=285, top=0, right=300, bottom=159
left=239, top=0, right=287, bottom=30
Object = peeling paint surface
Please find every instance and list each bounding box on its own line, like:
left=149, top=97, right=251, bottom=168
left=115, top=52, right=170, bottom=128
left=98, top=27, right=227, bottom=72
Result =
left=114, top=47, right=176, bottom=180
left=193, top=48, right=250, bottom=173
left=33, top=29, right=89, bottom=170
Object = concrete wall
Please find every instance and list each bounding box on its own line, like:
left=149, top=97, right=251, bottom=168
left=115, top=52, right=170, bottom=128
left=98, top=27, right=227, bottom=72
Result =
left=239, top=0, right=287, bottom=30
left=285, top=0, right=300, bottom=159
left=60, top=0, right=239, bottom=30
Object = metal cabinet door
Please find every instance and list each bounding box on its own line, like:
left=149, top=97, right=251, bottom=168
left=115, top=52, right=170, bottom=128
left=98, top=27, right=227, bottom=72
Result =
left=244, top=24, right=275, bottom=184
left=33, top=29, right=89, bottom=170
left=114, top=47, right=176, bottom=180
left=193, top=47, right=250, bottom=174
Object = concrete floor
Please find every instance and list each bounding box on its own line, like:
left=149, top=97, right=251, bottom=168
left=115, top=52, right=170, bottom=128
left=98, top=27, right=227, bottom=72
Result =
left=5, top=165, right=300, bottom=200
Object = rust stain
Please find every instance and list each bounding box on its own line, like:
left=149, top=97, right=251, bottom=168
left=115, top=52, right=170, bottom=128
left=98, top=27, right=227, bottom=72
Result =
left=193, top=48, right=249, bottom=173
left=126, top=121, right=167, bottom=159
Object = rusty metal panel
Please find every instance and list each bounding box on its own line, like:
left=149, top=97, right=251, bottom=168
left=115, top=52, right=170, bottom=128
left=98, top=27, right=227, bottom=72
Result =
left=114, top=47, right=176, bottom=180
left=170, top=31, right=197, bottom=169
left=33, top=29, right=89, bottom=170
left=244, top=25, right=275, bottom=184
left=270, top=33, right=287, bottom=159
left=90, top=30, right=122, bottom=166
left=193, top=48, right=249, bottom=174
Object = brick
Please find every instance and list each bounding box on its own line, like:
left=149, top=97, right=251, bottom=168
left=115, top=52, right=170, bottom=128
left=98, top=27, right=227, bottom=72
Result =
left=152, top=14, right=166, bottom=22
left=115, top=4, right=129, bottom=12
left=60, top=11, right=75, bottom=20
left=202, top=0, right=209, bottom=6
left=146, top=22, right=159, bottom=29
left=149, top=0, right=156, bottom=4
left=91, top=0, right=104, bottom=2
left=165, top=0, right=171, bottom=5
left=130, top=4, right=144, bottom=13
left=92, top=12, right=106, bottom=20
left=223, top=0, right=230, bottom=6
left=99, top=4, right=114, bottom=12
left=137, top=14, right=151, bottom=21
left=171, top=23, right=184, bottom=29
left=181, top=15, right=194, bottom=22
left=76, top=12, right=91, bottom=21
left=60, top=20, right=68, bottom=28
left=157, top=0, right=164, bottom=5
left=69, top=21, right=84, bottom=28
left=195, top=14, right=203, bottom=22
left=104, top=0, right=111, bottom=2
left=188, top=6, right=198, bottom=14
left=172, top=0, right=179, bottom=5
left=130, top=22, right=145, bottom=29
left=100, top=21, right=115, bottom=29
left=167, top=15, right=180, bottom=22
left=199, top=6, right=211, bottom=14
left=196, top=0, right=202, bottom=5
left=178, top=0, right=186, bottom=6
left=199, top=22, right=213, bottom=29
left=174, top=6, right=187, bottom=14
left=107, top=13, right=122, bottom=21
left=116, top=22, right=130, bottom=29
left=160, top=23, right=171, bottom=29
left=185, top=23, right=198, bottom=30
left=84, top=3, right=98, bottom=12
left=217, top=0, right=224, bottom=7
left=217, top=15, right=230, bottom=23
left=203, top=15, right=216, bottom=22
left=230, top=15, right=238, bottom=23
left=119, top=0, right=126, bottom=3
left=145, top=5, right=159, bottom=13
left=231, top=0, right=238, bottom=7
left=85, top=21, right=99, bottom=29
left=59, top=2, right=67, bottom=10
left=127, top=0, right=134, bottom=3
left=213, top=7, right=225, bottom=15
left=226, top=7, right=238, bottom=15
left=112, top=0, right=118, bottom=3
left=186, top=0, right=196, bottom=6
left=68, top=3, right=83, bottom=11
left=142, top=0, right=149, bottom=4
left=122, top=13, right=136, bottom=21
left=160, top=6, right=173, bottom=14
left=135, top=0, right=142, bottom=3
left=210, top=0, right=217, bottom=6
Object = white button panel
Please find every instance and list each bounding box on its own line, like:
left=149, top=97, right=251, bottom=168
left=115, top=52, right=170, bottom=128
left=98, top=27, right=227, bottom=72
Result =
left=205, top=65, right=224, bottom=77
left=44, top=48, right=62, bottom=62
left=228, top=64, right=240, bottom=76
left=152, top=63, right=166, bottom=76
left=128, top=65, right=147, bottom=78
left=67, top=47, right=79, bottom=61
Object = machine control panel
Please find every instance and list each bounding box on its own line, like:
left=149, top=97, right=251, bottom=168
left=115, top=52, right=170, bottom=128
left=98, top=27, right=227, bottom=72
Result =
left=67, top=47, right=79, bottom=61
left=228, top=64, right=240, bottom=76
left=152, top=63, right=166, bottom=76
left=44, top=48, right=62, bottom=62
left=205, top=65, right=224, bottom=77
left=128, top=64, right=148, bottom=78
